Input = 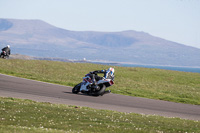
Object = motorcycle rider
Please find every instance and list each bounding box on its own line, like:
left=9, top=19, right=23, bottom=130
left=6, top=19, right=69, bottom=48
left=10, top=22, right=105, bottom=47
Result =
left=1, top=45, right=11, bottom=58
left=80, top=67, right=114, bottom=92
left=88, top=67, right=115, bottom=84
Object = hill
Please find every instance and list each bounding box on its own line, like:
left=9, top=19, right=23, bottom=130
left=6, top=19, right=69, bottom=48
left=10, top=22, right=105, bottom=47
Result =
left=0, top=18, right=200, bottom=67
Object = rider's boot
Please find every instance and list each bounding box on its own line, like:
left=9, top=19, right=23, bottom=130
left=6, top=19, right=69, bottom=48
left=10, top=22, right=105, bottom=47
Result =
left=103, top=90, right=111, bottom=95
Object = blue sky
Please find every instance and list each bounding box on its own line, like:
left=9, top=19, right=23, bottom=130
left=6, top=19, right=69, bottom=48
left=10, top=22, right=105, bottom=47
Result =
left=0, top=0, right=200, bottom=48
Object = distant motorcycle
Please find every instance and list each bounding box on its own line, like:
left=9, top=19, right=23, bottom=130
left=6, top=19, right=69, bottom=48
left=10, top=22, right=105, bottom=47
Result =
left=72, top=68, right=115, bottom=96
left=0, top=51, right=9, bottom=59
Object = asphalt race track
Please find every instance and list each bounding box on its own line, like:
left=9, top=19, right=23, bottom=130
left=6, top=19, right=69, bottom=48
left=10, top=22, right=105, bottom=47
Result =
left=0, top=74, right=200, bottom=120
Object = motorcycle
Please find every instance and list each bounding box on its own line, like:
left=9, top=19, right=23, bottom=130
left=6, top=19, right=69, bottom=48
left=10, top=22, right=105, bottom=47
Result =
left=0, top=51, right=9, bottom=59
left=72, top=69, right=114, bottom=96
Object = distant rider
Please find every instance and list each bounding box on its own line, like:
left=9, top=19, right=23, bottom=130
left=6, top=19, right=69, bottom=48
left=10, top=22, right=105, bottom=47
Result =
left=1, top=45, right=11, bottom=58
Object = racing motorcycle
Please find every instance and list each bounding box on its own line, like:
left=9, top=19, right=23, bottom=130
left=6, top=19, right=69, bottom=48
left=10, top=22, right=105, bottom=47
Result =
left=72, top=68, right=114, bottom=96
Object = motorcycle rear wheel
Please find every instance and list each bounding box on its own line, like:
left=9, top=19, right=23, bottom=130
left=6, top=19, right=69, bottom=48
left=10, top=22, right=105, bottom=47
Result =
left=92, top=84, right=106, bottom=96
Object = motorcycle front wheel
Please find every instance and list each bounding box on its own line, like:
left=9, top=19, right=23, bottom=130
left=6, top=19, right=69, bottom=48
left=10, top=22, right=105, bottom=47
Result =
left=72, top=83, right=81, bottom=94
left=0, top=54, right=4, bottom=59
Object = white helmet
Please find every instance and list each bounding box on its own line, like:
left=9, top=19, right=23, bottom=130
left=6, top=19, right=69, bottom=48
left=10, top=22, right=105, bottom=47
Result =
left=105, top=67, right=115, bottom=79
left=108, top=67, right=114, bottom=74
left=7, top=45, right=10, bottom=48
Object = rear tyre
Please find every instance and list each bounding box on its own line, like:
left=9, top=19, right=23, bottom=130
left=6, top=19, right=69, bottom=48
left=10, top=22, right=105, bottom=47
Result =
left=72, top=83, right=81, bottom=94
left=92, top=84, right=106, bottom=96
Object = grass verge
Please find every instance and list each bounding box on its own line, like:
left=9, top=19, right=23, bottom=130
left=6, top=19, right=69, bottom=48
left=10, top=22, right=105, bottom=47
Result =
left=0, top=59, right=200, bottom=105
left=0, top=97, right=200, bottom=133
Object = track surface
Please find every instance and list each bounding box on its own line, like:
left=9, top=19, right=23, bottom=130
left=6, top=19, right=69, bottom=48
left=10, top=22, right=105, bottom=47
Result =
left=0, top=74, right=200, bottom=120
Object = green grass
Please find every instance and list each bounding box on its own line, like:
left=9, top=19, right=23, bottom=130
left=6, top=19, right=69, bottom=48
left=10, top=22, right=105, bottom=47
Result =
left=0, top=59, right=200, bottom=105
left=0, top=97, right=200, bottom=133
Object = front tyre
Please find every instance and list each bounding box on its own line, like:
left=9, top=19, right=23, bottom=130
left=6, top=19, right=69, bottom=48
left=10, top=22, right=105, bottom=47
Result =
left=72, top=83, right=81, bottom=94
left=0, top=54, right=4, bottom=59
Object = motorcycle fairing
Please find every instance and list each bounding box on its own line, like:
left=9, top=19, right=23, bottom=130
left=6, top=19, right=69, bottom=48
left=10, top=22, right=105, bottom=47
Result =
left=80, top=76, right=93, bottom=91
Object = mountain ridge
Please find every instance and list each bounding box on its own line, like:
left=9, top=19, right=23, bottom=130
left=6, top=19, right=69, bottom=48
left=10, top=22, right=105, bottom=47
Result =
left=0, top=18, right=199, bottom=67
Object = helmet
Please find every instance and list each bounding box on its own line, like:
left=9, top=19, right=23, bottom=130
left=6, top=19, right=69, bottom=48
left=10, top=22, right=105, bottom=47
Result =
left=7, top=45, right=10, bottom=48
left=108, top=67, right=114, bottom=74
left=105, top=67, right=115, bottom=79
